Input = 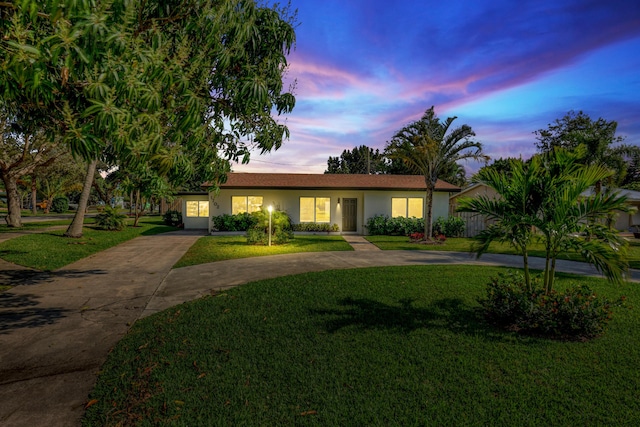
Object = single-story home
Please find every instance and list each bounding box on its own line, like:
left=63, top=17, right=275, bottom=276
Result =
left=181, top=173, right=461, bottom=233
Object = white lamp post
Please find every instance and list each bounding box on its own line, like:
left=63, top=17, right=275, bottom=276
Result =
left=268, top=205, right=273, bottom=247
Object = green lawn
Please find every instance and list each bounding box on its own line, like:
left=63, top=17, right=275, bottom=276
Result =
left=0, top=220, right=73, bottom=233
left=84, top=265, right=640, bottom=426
left=366, top=235, right=640, bottom=269
left=174, top=235, right=353, bottom=268
left=0, top=218, right=176, bottom=271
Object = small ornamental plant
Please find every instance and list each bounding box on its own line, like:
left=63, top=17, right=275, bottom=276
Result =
left=479, top=271, right=627, bottom=340
left=95, top=206, right=128, bottom=231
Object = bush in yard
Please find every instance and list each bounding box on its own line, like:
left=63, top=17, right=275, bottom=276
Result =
left=247, top=208, right=293, bottom=245
left=95, top=206, right=127, bottom=231
left=365, top=214, right=389, bottom=235
left=433, top=216, right=466, bottom=237
left=479, top=271, right=625, bottom=339
left=292, top=223, right=339, bottom=232
left=51, top=196, right=69, bottom=213
left=365, top=215, right=422, bottom=236
left=162, top=210, right=183, bottom=227
left=212, top=212, right=256, bottom=231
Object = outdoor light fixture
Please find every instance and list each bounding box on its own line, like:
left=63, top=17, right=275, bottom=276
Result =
left=268, top=205, right=273, bottom=247
left=337, top=198, right=341, bottom=204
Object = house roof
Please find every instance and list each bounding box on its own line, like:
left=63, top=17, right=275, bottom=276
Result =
left=206, top=173, right=460, bottom=192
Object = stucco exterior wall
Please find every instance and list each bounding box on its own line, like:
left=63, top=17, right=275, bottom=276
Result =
left=209, top=189, right=454, bottom=234
left=181, top=194, right=209, bottom=229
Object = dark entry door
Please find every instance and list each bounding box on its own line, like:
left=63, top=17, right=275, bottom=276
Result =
left=342, top=198, right=357, bottom=232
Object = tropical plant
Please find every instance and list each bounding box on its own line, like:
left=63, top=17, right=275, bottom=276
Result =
left=385, top=106, right=486, bottom=240
left=247, top=208, right=293, bottom=245
left=458, top=148, right=630, bottom=293
left=95, top=206, right=127, bottom=231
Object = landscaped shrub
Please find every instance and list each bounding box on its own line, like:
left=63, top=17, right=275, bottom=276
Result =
left=293, top=223, right=340, bottom=232
left=212, top=212, right=256, bottom=231
left=246, top=208, right=293, bottom=245
left=479, top=271, right=625, bottom=339
left=365, top=214, right=389, bottom=235
left=365, top=215, right=422, bottom=236
left=433, top=216, right=466, bottom=237
left=51, top=196, right=69, bottom=213
left=162, top=210, right=183, bottom=227
left=95, top=206, right=127, bottom=231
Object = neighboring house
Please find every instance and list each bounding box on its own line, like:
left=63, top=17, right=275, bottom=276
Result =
left=449, top=183, right=640, bottom=237
left=181, top=173, right=460, bottom=233
left=581, top=187, right=640, bottom=231
left=449, top=183, right=499, bottom=237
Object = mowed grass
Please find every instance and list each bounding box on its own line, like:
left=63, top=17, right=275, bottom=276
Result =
left=84, top=265, right=640, bottom=426
left=0, top=219, right=76, bottom=233
left=173, top=234, right=353, bottom=268
left=0, top=218, right=176, bottom=271
left=366, top=236, right=640, bottom=269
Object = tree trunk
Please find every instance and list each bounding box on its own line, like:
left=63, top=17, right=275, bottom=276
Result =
left=424, top=183, right=434, bottom=239
left=31, top=176, right=37, bottom=215
left=2, top=172, right=23, bottom=227
left=64, top=159, right=97, bottom=238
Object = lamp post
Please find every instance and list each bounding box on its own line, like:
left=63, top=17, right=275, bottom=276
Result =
left=268, top=205, right=273, bottom=247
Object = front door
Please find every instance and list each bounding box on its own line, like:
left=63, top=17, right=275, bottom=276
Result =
left=342, top=198, right=357, bottom=232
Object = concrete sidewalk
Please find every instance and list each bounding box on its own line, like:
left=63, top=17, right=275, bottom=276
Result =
left=1, top=231, right=639, bottom=426
left=0, top=230, right=203, bottom=427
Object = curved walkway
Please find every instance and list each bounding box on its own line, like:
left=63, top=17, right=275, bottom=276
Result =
left=1, top=231, right=638, bottom=427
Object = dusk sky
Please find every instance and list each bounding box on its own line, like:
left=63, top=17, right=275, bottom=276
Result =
left=234, top=0, right=640, bottom=176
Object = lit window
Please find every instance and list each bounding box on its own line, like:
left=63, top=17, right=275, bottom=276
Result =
left=232, top=196, right=263, bottom=214
left=300, top=197, right=331, bottom=223
left=391, top=197, right=423, bottom=218
left=186, top=201, right=209, bottom=217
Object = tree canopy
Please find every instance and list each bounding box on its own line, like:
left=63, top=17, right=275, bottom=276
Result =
left=1, top=0, right=297, bottom=234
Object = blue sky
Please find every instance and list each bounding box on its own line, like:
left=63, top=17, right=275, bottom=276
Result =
left=235, top=0, right=640, bottom=175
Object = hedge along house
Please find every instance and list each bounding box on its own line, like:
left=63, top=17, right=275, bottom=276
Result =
left=182, top=173, right=461, bottom=233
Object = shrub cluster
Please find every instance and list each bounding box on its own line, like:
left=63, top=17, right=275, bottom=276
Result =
left=246, top=208, right=293, bottom=245
left=479, top=271, right=625, bottom=339
left=365, top=215, right=423, bottom=236
left=292, top=223, right=339, bottom=232
left=212, top=212, right=257, bottom=231
left=433, top=216, right=465, bottom=237
left=162, top=210, right=183, bottom=227
left=51, top=196, right=69, bottom=213
left=95, top=206, right=127, bottom=231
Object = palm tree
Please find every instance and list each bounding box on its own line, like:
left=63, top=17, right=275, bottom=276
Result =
left=458, top=157, right=545, bottom=290
left=459, top=148, right=630, bottom=294
left=385, top=106, right=486, bottom=239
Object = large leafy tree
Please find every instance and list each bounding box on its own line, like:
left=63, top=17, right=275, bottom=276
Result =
left=385, top=106, right=486, bottom=239
left=0, top=115, right=64, bottom=226
left=1, top=0, right=296, bottom=236
left=534, top=111, right=633, bottom=190
left=325, top=145, right=387, bottom=174
left=459, top=148, right=629, bottom=293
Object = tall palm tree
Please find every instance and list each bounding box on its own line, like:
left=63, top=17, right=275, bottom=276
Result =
left=385, top=106, right=487, bottom=239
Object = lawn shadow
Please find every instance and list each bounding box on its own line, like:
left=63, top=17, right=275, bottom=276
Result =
left=0, top=293, right=70, bottom=333
left=0, top=268, right=108, bottom=288
left=311, top=297, right=527, bottom=343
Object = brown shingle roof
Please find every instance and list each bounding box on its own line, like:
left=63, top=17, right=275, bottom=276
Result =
left=207, top=173, right=460, bottom=192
